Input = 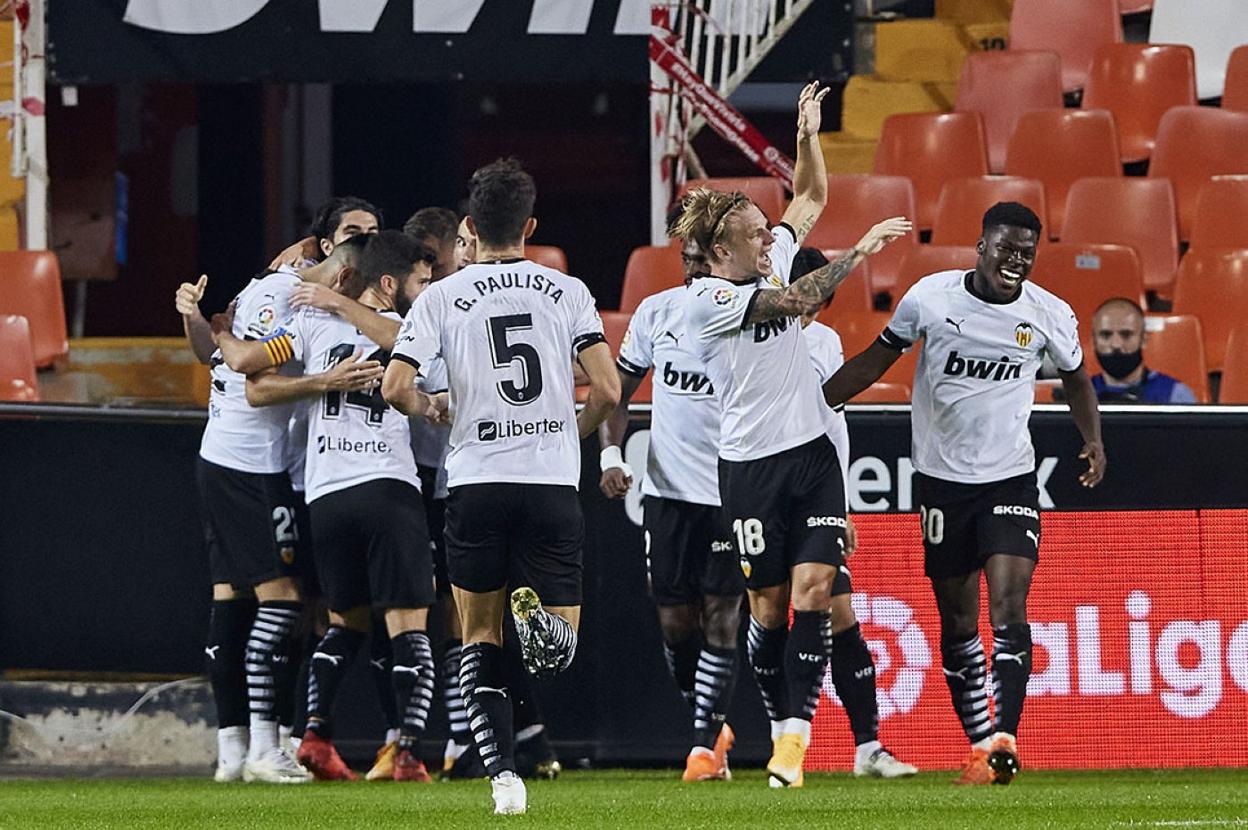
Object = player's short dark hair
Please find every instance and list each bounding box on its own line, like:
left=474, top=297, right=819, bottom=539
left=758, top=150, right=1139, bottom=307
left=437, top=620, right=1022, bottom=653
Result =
left=792, top=247, right=834, bottom=309
left=356, top=230, right=435, bottom=290
left=311, top=196, right=381, bottom=256
left=982, top=201, right=1042, bottom=237
left=665, top=202, right=686, bottom=238
left=468, top=158, right=536, bottom=248
left=402, top=207, right=459, bottom=247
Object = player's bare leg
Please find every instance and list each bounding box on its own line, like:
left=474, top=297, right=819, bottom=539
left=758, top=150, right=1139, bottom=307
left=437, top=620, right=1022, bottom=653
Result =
left=932, top=571, right=994, bottom=784
left=207, top=582, right=255, bottom=782
left=383, top=607, right=436, bottom=783
left=456, top=586, right=527, bottom=815
left=983, top=554, right=1036, bottom=785
left=827, top=594, right=917, bottom=779
left=244, top=576, right=311, bottom=783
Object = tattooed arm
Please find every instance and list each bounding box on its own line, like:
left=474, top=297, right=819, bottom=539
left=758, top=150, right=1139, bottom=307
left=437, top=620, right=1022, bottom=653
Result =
left=744, top=216, right=913, bottom=325
left=781, top=81, right=830, bottom=243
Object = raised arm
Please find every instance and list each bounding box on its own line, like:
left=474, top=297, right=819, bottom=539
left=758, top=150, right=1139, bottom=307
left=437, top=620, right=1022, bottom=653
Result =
left=1058, top=364, right=1106, bottom=488
left=781, top=81, right=830, bottom=243
left=576, top=341, right=622, bottom=438
left=214, top=325, right=291, bottom=377
left=175, top=275, right=216, bottom=365
left=245, top=356, right=384, bottom=408
left=597, top=369, right=644, bottom=499
left=823, top=341, right=903, bottom=406
left=290, top=282, right=402, bottom=351
left=745, top=217, right=912, bottom=325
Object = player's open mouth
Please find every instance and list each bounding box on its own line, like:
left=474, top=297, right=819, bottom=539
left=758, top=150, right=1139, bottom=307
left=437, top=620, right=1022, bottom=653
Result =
left=999, top=268, right=1023, bottom=286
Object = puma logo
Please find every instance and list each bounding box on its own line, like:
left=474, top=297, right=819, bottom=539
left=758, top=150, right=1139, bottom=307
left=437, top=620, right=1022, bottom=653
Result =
left=1026, top=530, right=1040, bottom=548
left=662, top=329, right=681, bottom=345
left=312, top=651, right=344, bottom=666
left=204, top=646, right=220, bottom=661
left=996, top=651, right=1029, bottom=664
left=943, top=667, right=968, bottom=681
left=946, top=317, right=965, bottom=334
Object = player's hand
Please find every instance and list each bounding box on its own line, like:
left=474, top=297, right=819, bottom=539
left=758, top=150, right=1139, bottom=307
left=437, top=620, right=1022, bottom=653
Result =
left=844, top=515, right=857, bottom=558
left=175, top=274, right=208, bottom=317
left=426, top=392, right=451, bottom=425
left=209, top=301, right=236, bottom=340
left=1078, top=440, right=1106, bottom=488
left=599, top=467, right=633, bottom=500
left=796, top=81, right=830, bottom=141
left=322, top=353, right=384, bottom=392
left=854, top=217, right=913, bottom=256
left=290, top=281, right=342, bottom=313
left=268, top=236, right=319, bottom=270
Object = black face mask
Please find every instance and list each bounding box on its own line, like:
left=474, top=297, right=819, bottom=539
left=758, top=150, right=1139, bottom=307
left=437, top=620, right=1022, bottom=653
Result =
left=1098, top=349, right=1143, bottom=380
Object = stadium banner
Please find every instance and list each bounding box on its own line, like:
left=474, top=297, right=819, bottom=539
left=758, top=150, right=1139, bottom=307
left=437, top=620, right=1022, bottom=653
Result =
left=48, top=0, right=650, bottom=84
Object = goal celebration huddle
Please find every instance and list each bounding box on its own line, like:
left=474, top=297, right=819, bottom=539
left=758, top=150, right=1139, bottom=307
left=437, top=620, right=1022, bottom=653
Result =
left=176, top=84, right=1105, bottom=816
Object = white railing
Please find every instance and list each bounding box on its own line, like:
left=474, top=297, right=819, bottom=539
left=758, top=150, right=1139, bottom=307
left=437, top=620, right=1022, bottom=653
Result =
left=649, top=0, right=814, bottom=242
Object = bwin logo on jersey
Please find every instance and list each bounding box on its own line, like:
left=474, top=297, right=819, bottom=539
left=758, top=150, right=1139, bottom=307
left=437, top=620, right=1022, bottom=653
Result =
left=943, top=350, right=1022, bottom=381
left=661, top=362, right=714, bottom=395
left=753, top=317, right=791, bottom=343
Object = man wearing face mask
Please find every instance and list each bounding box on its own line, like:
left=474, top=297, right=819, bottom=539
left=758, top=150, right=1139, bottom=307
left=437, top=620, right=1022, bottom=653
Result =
left=1090, top=298, right=1196, bottom=403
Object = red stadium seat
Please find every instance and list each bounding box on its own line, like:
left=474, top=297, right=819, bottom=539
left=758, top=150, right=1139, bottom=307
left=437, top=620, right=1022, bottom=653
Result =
left=0, top=251, right=68, bottom=369
left=1218, top=323, right=1248, bottom=403
left=956, top=51, right=1064, bottom=173
left=1224, top=45, right=1248, bottom=113
left=890, top=245, right=978, bottom=309
left=0, top=314, right=38, bottom=402
left=525, top=244, right=568, bottom=273
left=619, top=245, right=683, bottom=312
left=1171, top=248, right=1248, bottom=372
left=587, top=310, right=653, bottom=403
left=1061, top=177, right=1180, bottom=296
left=873, top=112, right=989, bottom=232
left=931, top=177, right=1048, bottom=247
left=830, top=310, right=920, bottom=389
left=805, top=175, right=918, bottom=295
left=1149, top=107, right=1248, bottom=240
left=678, top=177, right=788, bottom=225
left=1009, top=0, right=1123, bottom=93
left=1189, top=177, right=1248, bottom=251
left=1081, top=44, right=1197, bottom=164
left=1029, top=243, right=1145, bottom=336
left=1004, top=109, right=1122, bottom=238
left=816, top=249, right=874, bottom=318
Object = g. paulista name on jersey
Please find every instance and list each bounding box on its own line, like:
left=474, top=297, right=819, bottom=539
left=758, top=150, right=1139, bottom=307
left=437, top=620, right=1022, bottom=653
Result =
left=453, top=271, right=564, bottom=312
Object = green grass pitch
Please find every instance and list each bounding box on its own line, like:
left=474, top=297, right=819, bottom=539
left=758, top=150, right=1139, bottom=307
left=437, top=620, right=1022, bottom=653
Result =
left=1, top=769, right=1246, bottom=829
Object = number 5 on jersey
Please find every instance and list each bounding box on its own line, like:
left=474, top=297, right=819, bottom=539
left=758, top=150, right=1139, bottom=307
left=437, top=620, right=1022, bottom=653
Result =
left=488, top=314, right=544, bottom=406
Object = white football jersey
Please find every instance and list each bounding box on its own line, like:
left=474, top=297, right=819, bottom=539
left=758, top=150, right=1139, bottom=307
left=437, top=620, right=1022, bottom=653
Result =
left=283, top=306, right=420, bottom=503
left=684, top=224, right=826, bottom=462
left=802, top=321, right=850, bottom=508
left=199, top=267, right=302, bottom=475
left=618, top=285, right=720, bottom=506
left=882, top=270, right=1083, bottom=483
left=410, top=356, right=451, bottom=499
left=392, top=258, right=605, bottom=489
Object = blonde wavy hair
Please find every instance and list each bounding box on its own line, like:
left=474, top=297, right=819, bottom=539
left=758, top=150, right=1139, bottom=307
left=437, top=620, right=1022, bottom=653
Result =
left=668, top=188, right=753, bottom=257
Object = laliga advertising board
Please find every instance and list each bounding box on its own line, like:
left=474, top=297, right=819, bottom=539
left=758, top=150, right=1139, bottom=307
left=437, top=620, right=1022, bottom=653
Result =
left=615, top=411, right=1248, bottom=770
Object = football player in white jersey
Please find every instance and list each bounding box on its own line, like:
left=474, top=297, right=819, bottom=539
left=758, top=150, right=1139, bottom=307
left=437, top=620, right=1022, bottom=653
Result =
left=823, top=202, right=1105, bottom=786
left=382, top=159, right=619, bottom=815
left=794, top=247, right=917, bottom=779
left=673, top=187, right=909, bottom=788
left=178, top=236, right=381, bottom=785
left=596, top=82, right=842, bottom=783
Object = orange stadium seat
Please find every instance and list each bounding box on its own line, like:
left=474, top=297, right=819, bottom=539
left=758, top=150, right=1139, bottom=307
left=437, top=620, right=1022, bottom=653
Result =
left=0, top=314, right=38, bottom=402
left=1081, top=44, right=1197, bottom=164
left=525, top=244, right=568, bottom=273
left=1029, top=243, right=1145, bottom=335
left=1189, top=177, right=1248, bottom=250
left=1224, top=45, right=1248, bottom=112
left=1171, top=248, right=1248, bottom=372
left=956, top=51, right=1064, bottom=173
left=619, top=245, right=683, bottom=312
left=589, top=310, right=653, bottom=404
left=1139, top=315, right=1210, bottom=403
left=0, top=250, right=68, bottom=369
left=816, top=250, right=874, bottom=317
left=931, top=177, right=1048, bottom=247
left=1149, top=107, right=1248, bottom=240
left=679, top=177, right=788, bottom=225
left=805, top=175, right=918, bottom=296
left=1061, top=177, right=1180, bottom=296
left=829, top=310, right=920, bottom=389
left=873, top=112, right=989, bottom=233
left=1004, top=109, right=1121, bottom=238
left=1009, top=0, right=1123, bottom=93
left=1218, top=323, right=1248, bottom=403
left=890, top=245, right=978, bottom=308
